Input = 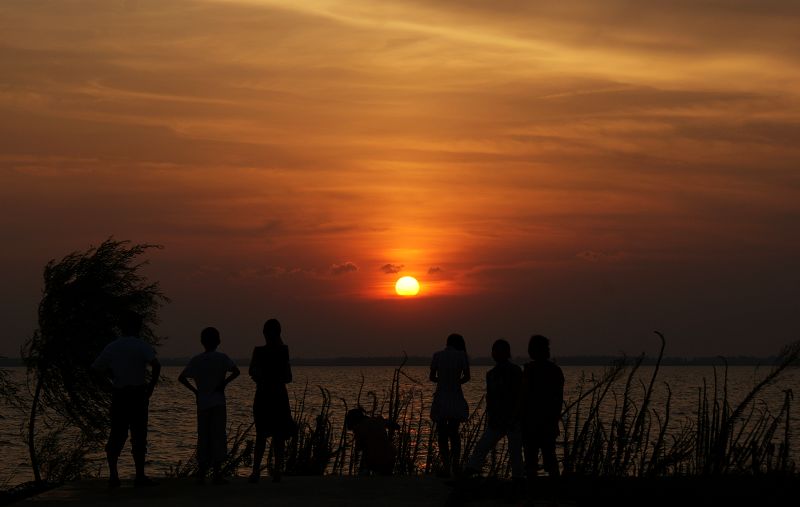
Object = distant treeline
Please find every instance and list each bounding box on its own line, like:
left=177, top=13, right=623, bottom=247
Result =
left=1, top=355, right=788, bottom=367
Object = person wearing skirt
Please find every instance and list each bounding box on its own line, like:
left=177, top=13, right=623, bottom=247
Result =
left=429, top=333, right=471, bottom=477
left=248, top=318, right=295, bottom=483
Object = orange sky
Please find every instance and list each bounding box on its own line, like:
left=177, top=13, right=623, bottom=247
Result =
left=1, top=0, right=799, bottom=358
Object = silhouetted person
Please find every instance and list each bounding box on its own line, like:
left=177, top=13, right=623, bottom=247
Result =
left=248, top=318, right=294, bottom=483
left=463, top=339, right=524, bottom=480
left=430, top=333, right=470, bottom=477
left=91, top=311, right=161, bottom=488
left=520, top=335, right=564, bottom=479
left=178, top=327, right=240, bottom=484
left=345, top=408, right=397, bottom=476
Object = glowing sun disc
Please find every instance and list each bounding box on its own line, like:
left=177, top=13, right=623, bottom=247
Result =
left=395, top=276, right=420, bottom=296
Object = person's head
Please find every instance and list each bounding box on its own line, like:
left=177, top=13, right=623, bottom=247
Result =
left=345, top=407, right=367, bottom=430
left=492, top=339, right=511, bottom=362
left=446, top=333, right=466, bottom=352
left=119, top=310, right=143, bottom=337
left=200, top=327, right=221, bottom=351
left=263, top=318, right=282, bottom=345
left=528, top=334, right=551, bottom=361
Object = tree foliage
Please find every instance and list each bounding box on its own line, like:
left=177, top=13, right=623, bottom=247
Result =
left=22, top=238, right=168, bottom=448
left=0, top=360, right=19, bottom=418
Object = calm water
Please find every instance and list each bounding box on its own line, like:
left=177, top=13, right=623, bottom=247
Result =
left=1, top=365, right=797, bottom=484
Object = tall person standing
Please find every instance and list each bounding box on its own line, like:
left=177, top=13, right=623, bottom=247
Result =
left=463, top=339, right=524, bottom=482
left=248, top=318, right=295, bottom=483
left=91, top=311, right=161, bottom=488
left=429, top=333, right=471, bottom=477
left=520, top=334, right=564, bottom=479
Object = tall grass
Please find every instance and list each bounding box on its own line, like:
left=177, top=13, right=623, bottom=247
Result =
left=560, top=335, right=798, bottom=477
left=170, top=337, right=799, bottom=478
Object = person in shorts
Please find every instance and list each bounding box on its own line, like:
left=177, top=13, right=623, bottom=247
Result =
left=92, top=311, right=161, bottom=488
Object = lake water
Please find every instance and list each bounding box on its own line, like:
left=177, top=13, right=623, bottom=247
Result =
left=1, top=365, right=797, bottom=485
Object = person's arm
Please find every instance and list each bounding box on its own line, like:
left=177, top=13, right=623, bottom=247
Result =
left=515, top=366, right=529, bottom=422
left=147, top=357, right=161, bottom=398
left=91, top=366, right=114, bottom=389
left=384, top=418, right=401, bottom=432
left=90, top=348, right=114, bottom=384
left=248, top=348, right=260, bottom=382
left=553, top=367, right=565, bottom=421
left=484, top=370, right=492, bottom=406
left=90, top=350, right=107, bottom=372
left=284, top=346, right=292, bottom=384
left=429, top=356, right=438, bottom=383
left=219, top=365, right=241, bottom=391
left=178, top=371, right=198, bottom=395
left=460, top=355, right=471, bottom=384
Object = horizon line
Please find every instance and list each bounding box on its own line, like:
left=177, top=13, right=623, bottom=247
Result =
left=1, top=354, right=788, bottom=368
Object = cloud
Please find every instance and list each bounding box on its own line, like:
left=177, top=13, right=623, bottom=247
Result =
left=428, top=266, right=442, bottom=274
left=380, top=263, right=404, bottom=274
left=330, top=262, right=359, bottom=275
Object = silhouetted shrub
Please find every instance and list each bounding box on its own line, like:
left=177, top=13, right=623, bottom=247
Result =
left=21, top=238, right=167, bottom=482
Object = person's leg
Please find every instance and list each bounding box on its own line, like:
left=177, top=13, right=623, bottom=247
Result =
left=196, top=408, right=210, bottom=481
left=436, top=420, right=451, bottom=476
left=507, top=426, right=525, bottom=480
left=521, top=435, right=542, bottom=502
left=449, top=420, right=462, bottom=472
left=465, top=426, right=501, bottom=474
left=250, top=399, right=265, bottom=482
left=541, top=437, right=559, bottom=478
left=211, top=405, right=228, bottom=483
left=251, top=431, right=267, bottom=482
left=106, top=389, right=128, bottom=486
left=130, top=386, right=154, bottom=485
left=522, top=433, right=539, bottom=478
left=271, top=437, right=285, bottom=482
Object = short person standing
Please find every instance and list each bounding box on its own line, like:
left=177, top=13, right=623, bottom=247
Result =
left=178, top=327, right=240, bottom=483
left=520, top=335, right=564, bottom=478
left=91, top=311, right=161, bottom=488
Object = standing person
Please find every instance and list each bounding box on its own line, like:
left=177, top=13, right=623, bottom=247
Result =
left=178, top=327, right=240, bottom=484
left=91, top=311, right=161, bottom=488
left=520, top=335, right=564, bottom=479
left=248, top=318, right=295, bottom=483
left=463, top=339, right=524, bottom=481
left=430, top=333, right=470, bottom=477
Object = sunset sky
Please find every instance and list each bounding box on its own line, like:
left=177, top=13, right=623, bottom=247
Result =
left=1, top=0, right=799, bottom=359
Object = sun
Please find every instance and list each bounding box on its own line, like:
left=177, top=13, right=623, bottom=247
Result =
left=395, top=276, right=420, bottom=296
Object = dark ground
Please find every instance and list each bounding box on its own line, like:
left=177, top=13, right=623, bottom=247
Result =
left=5, top=474, right=798, bottom=507
left=451, top=474, right=798, bottom=506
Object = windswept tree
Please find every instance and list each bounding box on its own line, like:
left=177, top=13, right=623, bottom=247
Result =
left=22, top=238, right=168, bottom=482
left=0, top=358, right=20, bottom=416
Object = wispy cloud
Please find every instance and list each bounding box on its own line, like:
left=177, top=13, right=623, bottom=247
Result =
left=0, top=0, right=798, bottom=357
